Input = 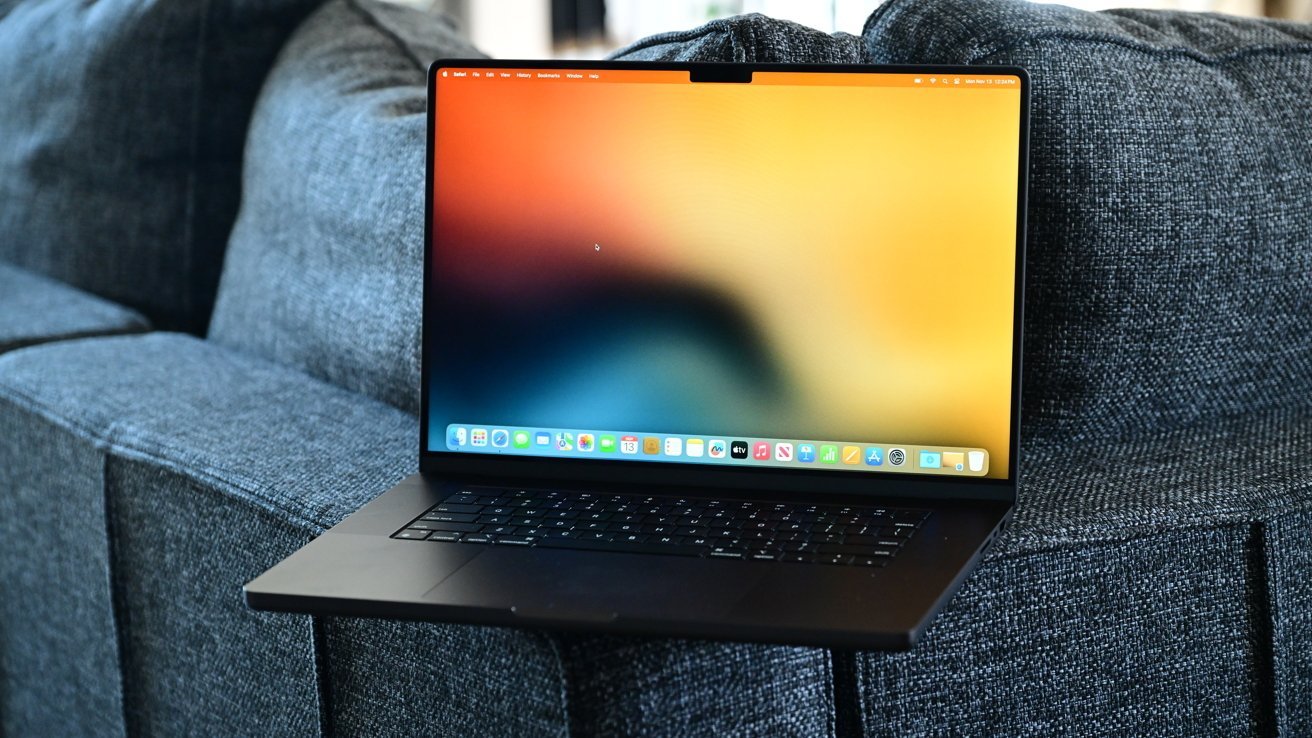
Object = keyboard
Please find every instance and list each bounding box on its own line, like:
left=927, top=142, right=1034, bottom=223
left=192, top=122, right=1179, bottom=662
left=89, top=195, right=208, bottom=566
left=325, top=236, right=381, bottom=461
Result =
left=392, top=487, right=929, bottom=568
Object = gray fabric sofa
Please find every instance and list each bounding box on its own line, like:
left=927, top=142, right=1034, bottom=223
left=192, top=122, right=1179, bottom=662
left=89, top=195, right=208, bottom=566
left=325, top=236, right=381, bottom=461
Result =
left=1, top=0, right=1309, bottom=735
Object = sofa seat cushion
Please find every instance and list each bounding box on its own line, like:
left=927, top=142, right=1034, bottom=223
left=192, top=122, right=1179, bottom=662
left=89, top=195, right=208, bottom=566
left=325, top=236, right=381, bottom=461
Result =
left=0, top=262, right=147, bottom=352
left=208, top=0, right=485, bottom=413
left=0, top=0, right=324, bottom=332
left=863, top=0, right=1312, bottom=445
left=0, top=333, right=567, bottom=736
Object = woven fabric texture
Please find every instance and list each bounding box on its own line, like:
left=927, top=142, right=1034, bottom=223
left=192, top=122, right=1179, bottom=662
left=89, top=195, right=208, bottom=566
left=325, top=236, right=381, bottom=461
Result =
left=1266, top=509, right=1312, bottom=736
left=0, top=402, right=125, bottom=737
left=559, top=636, right=834, bottom=737
left=0, top=262, right=147, bottom=352
left=0, top=333, right=568, bottom=736
left=208, top=0, right=485, bottom=414
left=107, top=460, right=322, bottom=735
left=864, top=0, right=1312, bottom=445
left=0, top=0, right=322, bottom=332
left=1005, top=404, right=1312, bottom=556
left=609, top=12, right=869, bottom=62
left=857, top=525, right=1265, bottom=736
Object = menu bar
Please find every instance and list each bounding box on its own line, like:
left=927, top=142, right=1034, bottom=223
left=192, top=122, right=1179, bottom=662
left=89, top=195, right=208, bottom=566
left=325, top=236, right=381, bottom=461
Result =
left=437, top=67, right=1021, bottom=89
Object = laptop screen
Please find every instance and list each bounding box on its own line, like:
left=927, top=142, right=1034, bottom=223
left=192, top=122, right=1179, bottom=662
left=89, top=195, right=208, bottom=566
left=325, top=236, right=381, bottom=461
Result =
left=427, top=65, right=1023, bottom=481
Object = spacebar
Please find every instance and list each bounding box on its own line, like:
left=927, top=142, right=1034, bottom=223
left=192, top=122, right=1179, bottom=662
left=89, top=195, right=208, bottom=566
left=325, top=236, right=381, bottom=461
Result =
left=537, top=538, right=709, bottom=557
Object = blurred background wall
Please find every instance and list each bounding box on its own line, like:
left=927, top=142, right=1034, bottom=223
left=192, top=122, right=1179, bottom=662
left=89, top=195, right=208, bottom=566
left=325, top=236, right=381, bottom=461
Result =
left=405, top=0, right=1311, bottom=59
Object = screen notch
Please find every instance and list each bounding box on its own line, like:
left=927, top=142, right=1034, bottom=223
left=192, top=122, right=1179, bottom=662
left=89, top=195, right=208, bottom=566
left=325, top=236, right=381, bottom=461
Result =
left=689, top=65, right=753, bottom=83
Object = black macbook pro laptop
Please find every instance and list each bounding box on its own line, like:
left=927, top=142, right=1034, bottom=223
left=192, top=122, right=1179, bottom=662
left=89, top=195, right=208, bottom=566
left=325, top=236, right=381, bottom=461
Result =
left=245, top=60, right=1030, bottom=649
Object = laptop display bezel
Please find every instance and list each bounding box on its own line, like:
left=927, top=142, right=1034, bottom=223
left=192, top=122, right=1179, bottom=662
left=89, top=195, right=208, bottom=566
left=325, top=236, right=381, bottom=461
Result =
left=420, top=60, right=1028, bottom=504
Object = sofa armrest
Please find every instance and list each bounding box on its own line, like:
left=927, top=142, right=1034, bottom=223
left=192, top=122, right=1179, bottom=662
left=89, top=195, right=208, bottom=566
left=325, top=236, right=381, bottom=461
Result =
left=0, top=333, right=566, bottom=737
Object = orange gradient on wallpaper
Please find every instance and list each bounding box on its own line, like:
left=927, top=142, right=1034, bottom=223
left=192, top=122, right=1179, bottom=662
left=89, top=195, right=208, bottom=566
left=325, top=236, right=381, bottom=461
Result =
left=433, top=68, right=1021, bottom=478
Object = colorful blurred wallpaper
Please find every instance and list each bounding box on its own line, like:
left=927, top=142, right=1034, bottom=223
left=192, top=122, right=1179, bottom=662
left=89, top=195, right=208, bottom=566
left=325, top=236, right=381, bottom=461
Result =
left=429, top=68, right=1021, bottom=478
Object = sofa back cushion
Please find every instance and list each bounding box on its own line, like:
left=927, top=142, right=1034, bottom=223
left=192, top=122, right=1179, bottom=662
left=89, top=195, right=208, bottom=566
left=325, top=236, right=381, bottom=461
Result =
left=609, top=12, right=869, bottom=62
left=207, top=0, right=484, bottom=414
left=0, top=0, right=322, bottom=333
left=865, top=0, right=1312, bottom=442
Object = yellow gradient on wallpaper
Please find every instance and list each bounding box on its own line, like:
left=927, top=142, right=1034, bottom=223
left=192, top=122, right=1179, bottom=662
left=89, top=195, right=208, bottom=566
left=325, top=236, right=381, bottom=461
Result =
left=435, top=70, right=1020, bottom=477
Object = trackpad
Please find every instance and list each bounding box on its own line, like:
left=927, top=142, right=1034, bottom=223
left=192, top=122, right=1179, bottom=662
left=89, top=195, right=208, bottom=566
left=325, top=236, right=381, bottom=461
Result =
left=424, top=548, right=767, bottom=622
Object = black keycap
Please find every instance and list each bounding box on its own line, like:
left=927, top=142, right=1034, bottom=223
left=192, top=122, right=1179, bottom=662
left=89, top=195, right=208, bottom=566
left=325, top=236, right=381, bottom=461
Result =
left=444, top=493, right=479, bottom=504
left=709, top=547, right=745, bottom=559
left=476, top=515, right=510, bottom=525
left=845, top=536, right=902, bottom=548
left=394, top=529, right=430, bottom=540
left=428, top=531, right=462, bottom=542
left=493, top=535, right=535, bottom=546
left=422, top=521, right=483, bottom=533
left=816, top=544, right=890, bottom=556
left=462, top=534, right=492, bottom=544
left=425, top=512, right=478, bottom=523
left=537, top=538, right=709, bottom=557
left=853, top=557, right=891, bottom=567
left=434, top=503, right=483, bottom=514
